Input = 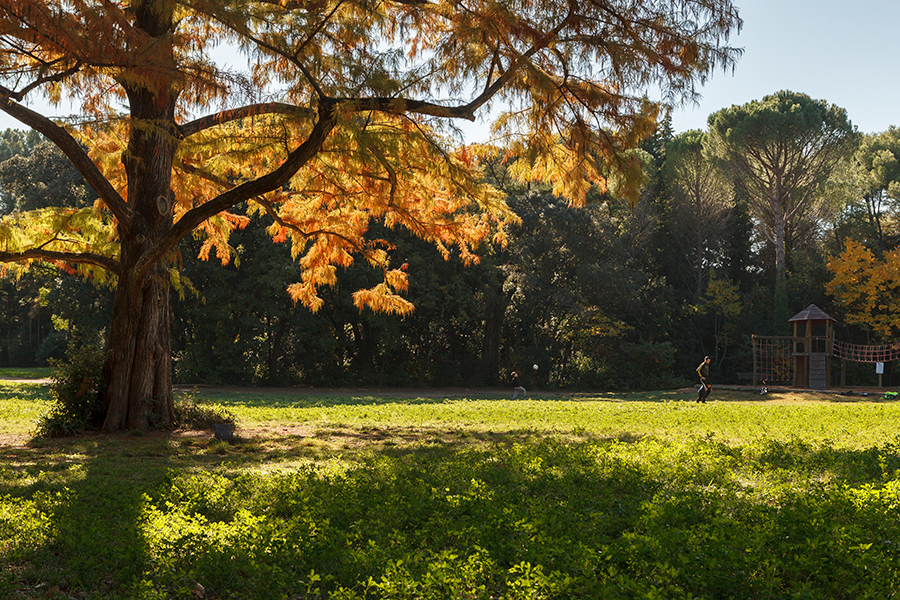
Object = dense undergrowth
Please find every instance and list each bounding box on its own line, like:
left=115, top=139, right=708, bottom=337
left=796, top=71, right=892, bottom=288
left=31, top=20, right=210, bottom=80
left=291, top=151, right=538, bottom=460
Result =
left=2, top=381, right=900, bottom=598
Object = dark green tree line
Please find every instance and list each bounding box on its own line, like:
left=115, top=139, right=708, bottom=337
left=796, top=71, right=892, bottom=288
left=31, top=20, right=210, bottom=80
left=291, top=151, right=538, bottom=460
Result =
left=4, top=86, right=896, bottom=390
left=0, top=134, right=110, bottom=367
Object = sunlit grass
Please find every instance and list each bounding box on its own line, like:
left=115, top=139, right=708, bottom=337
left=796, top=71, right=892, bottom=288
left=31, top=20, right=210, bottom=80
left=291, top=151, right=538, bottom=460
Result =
left=0, top=380, right=51, bottom=437
left=3, top=381, right=900, bottom=598
left=5, top=382, right=900, bottom=448
left=183, top=387, right=900, bottom=450
left=0, top=366, right=51, bottom=380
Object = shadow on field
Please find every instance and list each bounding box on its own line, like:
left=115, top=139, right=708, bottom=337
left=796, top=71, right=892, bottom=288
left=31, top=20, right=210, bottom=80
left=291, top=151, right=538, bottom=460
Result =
left=1, top=436, right=171, bottom=596
left=4, top=429, right=654, bottom=597
left=5, top=422, right=900, bottom=598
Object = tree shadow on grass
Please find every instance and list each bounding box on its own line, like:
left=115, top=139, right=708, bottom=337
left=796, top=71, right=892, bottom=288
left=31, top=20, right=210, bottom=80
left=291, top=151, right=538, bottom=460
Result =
left=746, top=436, right=900, bottom=485
left=2, top=430, right=657, bottom=597
left=0, top=435, right=175, bottom=597
left=4, top=427, right=900, bottom=598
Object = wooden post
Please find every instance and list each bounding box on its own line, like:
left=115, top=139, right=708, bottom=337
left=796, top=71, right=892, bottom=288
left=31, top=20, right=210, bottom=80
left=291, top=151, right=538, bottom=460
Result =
left=752, top=335, right=758, bottom=387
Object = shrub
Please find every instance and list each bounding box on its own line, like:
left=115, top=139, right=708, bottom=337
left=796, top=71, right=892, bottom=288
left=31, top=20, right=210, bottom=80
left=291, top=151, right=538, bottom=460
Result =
left=174, top=390, right=237, bottom=431
left=35, top=342, right=106, bottom=437
left=35, top=330, right=67, bottom=365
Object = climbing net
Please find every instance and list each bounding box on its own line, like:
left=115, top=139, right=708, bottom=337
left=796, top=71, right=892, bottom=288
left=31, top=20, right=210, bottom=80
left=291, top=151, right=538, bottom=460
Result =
left=752, top=336, right=793, bottom=382
left=832, top=340, right=900, bottom=363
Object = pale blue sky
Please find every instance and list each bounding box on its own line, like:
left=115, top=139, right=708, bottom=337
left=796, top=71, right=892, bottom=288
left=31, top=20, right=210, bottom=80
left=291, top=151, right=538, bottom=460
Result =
left=2, top=1, right=896, bottom=138
left=668, top=0, right=899, bottom=135
left=456, top=0, right=900, bottom=141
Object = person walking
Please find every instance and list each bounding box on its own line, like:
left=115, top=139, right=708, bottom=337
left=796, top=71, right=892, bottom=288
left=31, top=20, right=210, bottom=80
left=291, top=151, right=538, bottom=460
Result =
left=512, top=371, right=526, bottom=399
left=696, top=356, right=712, bottom=403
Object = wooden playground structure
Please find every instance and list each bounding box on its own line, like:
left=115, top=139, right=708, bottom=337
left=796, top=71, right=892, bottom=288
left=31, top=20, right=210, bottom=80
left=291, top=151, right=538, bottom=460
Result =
left=752, top=304, right=900, bottom=390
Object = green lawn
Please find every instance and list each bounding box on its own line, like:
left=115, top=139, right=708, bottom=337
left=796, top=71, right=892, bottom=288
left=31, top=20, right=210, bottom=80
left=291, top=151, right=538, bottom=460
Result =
left=3, top=382, right=900, bottom=598
left=0, top=366, right=52, bottom=380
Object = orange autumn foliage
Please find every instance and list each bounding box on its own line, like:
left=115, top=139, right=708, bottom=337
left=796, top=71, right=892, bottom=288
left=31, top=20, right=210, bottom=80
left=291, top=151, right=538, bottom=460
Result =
left=0, top=0, right=742, bottom=313
left=0, top=0, right=742, bottom=428
left=826, top=239, right=900, bottom=337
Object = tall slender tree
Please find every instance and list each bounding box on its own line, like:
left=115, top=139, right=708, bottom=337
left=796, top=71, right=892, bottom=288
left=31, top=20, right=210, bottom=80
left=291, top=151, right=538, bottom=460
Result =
left=663, top=129, right=734, bottom=299
left=707, top=90, right=857, bottom=330
left=0, top=0, right=741, bottom=429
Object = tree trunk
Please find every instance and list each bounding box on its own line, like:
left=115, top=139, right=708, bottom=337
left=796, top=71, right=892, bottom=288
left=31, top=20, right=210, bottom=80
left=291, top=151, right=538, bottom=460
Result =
left=773, top=208, right=786, bottom=285
left=100, top=116, right=178, bottom=430
left=773, top=204, right=790, bottom=335
left=101, top=1, right=179, bottom=429
left=265, top=316, right=289, bottom=385
left=417, top=305, right=443, bottom=387
left=693, top=194, right=705, bottom=300
left=102, top=265, right=174, bottom=430
left=481, top=285, right=511, bottom=385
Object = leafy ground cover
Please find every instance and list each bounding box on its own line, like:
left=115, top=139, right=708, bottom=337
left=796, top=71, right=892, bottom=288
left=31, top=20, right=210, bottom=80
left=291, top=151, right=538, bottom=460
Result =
left=2, top=380, right=900, bottom=599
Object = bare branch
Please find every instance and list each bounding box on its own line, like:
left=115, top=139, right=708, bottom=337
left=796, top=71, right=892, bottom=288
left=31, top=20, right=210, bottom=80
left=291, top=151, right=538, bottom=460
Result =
left=2, top=62, right=81, bottom=102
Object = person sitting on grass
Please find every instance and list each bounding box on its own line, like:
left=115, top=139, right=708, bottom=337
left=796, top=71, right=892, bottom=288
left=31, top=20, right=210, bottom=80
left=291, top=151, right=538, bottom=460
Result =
left=512, top=372, right=526, bottom=399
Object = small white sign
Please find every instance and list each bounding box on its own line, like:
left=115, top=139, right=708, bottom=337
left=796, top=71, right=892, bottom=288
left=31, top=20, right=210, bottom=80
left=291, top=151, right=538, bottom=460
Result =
left=876, top=362, right=885, bottom=374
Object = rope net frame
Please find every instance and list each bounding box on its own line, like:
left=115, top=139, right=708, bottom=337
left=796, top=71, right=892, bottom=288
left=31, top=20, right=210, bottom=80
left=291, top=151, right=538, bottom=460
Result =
left=832, top=340, right=900, bottom=363
left=752, top=336, right=793, bottom=382
left=753, top=336, right=900, bottom=385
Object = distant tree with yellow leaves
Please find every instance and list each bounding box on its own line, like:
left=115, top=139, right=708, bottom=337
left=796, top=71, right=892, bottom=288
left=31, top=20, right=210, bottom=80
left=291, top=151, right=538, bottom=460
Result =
left=826, top=239, right=900, bottom=338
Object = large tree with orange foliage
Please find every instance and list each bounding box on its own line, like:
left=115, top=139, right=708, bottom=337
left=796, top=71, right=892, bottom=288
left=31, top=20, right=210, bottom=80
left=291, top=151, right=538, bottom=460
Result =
left=0, top=0, right=741, bottom=430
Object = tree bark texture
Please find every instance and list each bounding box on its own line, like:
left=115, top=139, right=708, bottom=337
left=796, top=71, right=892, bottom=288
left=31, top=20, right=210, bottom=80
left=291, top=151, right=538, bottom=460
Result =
left=101, top=2, right=179, bottom=430
left=102, top=119, right=177, bottom=428
left=102, top=266, right=174, bottom=430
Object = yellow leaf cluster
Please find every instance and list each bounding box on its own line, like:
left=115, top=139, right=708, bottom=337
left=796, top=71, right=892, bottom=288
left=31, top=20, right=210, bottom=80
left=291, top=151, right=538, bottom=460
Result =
left=703, top=277, right=742, bottom=320
left=501, top=100, right=658, bottom=207
left=206, top=112, right=513, bottom=311
left=118, top=109, right=512, bottom=313
left=0, top=206, right=118, bottom=284
left=352, top=283, right=414, bottom=315
left=826, top=239, right=900, bottom=337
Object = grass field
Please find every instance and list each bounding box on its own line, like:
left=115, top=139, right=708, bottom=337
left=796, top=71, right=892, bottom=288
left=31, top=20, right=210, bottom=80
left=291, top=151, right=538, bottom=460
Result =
left=2, top=376, right=900, bottom=599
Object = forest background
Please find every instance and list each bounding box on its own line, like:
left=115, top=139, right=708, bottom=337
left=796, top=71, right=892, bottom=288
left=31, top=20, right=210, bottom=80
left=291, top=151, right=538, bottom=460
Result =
left=1, top=102, right=898, bottom=392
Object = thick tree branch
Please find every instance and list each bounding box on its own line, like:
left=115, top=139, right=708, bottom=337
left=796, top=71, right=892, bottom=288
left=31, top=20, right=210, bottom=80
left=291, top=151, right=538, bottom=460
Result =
left=178, top=154, right=365, bottom=251
left=0, top=248, right=121, bottom=275
left=458, top=9, right=574, bottom=118
left=135, top=100, right=338, bottom=281
left=178, top=102, right=316, bottom=138
left=0, top=92, right=131, bottom=229
left=211, top=3, right=567, bottom=126
left=336, top=96, right=480, bottom=121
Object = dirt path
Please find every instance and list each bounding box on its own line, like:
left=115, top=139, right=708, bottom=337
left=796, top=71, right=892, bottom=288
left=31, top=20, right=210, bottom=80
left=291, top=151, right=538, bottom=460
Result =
left=174, top=383, right=511, bottom=398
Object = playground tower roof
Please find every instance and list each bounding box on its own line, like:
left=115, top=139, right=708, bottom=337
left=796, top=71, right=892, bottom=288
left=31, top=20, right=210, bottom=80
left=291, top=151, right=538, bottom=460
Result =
left=789, top=304, right=836, bottom=323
